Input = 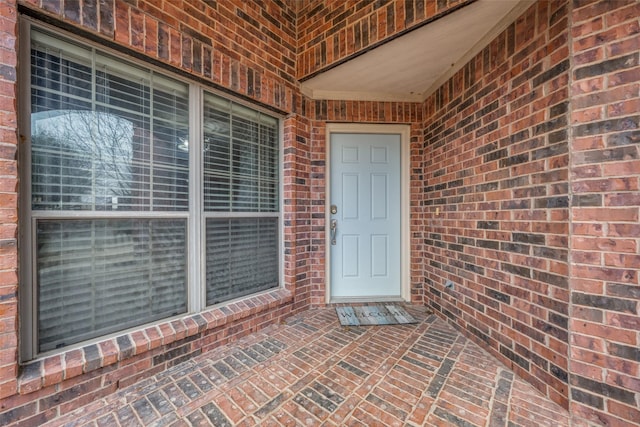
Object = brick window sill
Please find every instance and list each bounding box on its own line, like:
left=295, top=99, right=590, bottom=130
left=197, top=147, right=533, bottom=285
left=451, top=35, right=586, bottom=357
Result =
left=17, top=288, right=293, bottom=395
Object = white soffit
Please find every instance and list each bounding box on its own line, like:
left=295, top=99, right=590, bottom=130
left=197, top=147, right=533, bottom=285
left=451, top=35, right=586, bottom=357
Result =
left=300, top=0, right=535, bottom=102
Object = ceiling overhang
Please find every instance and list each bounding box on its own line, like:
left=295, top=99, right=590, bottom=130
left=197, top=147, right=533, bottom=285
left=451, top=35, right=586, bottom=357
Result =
left=300, top=0, right=535, bottom=103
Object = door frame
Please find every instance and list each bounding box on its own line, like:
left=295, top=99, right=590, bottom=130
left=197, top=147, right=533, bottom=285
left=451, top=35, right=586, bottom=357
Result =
left=325, top=123, right=411, bottom=303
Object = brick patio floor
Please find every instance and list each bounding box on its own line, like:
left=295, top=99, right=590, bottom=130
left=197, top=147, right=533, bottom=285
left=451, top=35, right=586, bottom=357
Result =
left=42, top=306, right=576, bottom=427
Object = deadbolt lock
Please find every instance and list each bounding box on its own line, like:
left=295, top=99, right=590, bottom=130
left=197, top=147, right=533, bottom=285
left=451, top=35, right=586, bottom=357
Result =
left=330, top=205, right=337, bottom=214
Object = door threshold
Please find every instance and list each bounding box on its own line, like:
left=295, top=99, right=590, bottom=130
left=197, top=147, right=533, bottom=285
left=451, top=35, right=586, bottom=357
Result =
left=329, top=296, right=406, bottom=304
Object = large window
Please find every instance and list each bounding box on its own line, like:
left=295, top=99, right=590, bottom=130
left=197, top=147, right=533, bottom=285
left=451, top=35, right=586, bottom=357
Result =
left=22, top=26, right=280, bottom=358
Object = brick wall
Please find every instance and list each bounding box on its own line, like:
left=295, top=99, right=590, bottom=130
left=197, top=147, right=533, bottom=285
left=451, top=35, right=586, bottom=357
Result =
left=283, top=113, right=313, bottom=312
left=421, top=1, right=572, bottom=408
left=569, top=1, right=640, bottom=425
left=0, top=0, right=18, bottom=405
left=296, top=0, right=474, bottom=80
left=23, top=0, right=300, bottom=112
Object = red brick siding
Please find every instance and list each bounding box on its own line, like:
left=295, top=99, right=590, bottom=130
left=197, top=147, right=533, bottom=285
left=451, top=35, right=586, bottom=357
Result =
left=24, top=0, right=299, bottom=112
left=283, top=114, right=313, bottom=313
left=0, top=0, right=18, bottom=403
left=296, top=0, right=474, bottom=80
left=421, top=1, right=571, bottom=408
left=570, top=1, right=640, bottom=426
left=302, top=98, right=424, bottom=306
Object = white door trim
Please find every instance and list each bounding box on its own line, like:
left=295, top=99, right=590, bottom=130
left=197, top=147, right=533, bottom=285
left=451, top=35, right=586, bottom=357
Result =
left=325, top=123, right=411, bottom=303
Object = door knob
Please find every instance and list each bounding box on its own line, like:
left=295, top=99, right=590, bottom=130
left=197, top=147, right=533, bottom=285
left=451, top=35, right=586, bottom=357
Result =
left=330, top=219, right=337, bottom=245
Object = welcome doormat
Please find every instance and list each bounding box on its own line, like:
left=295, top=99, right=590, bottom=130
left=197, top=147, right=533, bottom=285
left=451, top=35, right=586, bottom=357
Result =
left=336, top=305, right=417, bottom=326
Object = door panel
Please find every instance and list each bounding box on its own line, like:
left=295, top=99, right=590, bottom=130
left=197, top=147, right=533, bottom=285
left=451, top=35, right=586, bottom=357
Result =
left=371, top=174, right=388, bottom=219
left=371, top=235, right=388, bottom=277
left=330, top=133, right=401, bottom=298
left=342, top=174, right=359, bottom=219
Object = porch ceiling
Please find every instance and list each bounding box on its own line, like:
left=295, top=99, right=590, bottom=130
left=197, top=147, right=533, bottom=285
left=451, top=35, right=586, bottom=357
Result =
left=300, top=0, right=535, bottom=103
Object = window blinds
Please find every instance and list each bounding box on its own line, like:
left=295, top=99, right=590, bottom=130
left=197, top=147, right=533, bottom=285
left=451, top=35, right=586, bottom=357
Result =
left=31, top=33, right=189, bottom=212
left=30, top=28, right=189, bottom=352
left=202, top=93, right=279, bottom=304
left=37, top=219, right=187, bottom=352
left=205, top=218, right=279, bottom=305
left=202, top=93, right=279, bottom=212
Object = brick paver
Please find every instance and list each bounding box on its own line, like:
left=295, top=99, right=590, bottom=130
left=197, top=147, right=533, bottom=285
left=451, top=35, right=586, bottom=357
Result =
left=40, top=307, right=572, bottom=426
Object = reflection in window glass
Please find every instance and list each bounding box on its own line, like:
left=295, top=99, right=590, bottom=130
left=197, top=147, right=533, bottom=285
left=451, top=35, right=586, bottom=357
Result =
left=30, top=29, right=189, bottom=353
left=30, top=33, right=189, bottom=212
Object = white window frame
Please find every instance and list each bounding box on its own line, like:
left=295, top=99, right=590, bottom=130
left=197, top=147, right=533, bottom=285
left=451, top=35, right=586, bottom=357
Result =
left=18, top=18, right=284, bottom=361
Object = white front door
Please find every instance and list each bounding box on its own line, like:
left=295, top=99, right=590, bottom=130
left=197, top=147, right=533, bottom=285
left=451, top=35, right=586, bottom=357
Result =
left=329, top=131, right=402, bottom=299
